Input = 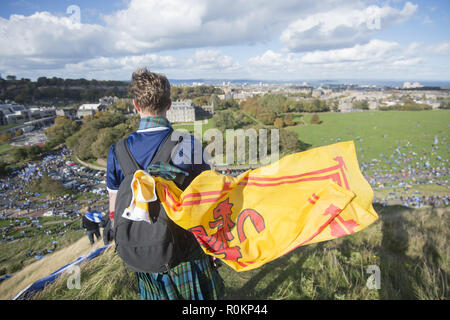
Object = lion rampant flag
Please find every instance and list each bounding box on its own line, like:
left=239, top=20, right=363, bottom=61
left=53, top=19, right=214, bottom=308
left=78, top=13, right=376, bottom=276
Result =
left=127, top=141, right=379, bottom=272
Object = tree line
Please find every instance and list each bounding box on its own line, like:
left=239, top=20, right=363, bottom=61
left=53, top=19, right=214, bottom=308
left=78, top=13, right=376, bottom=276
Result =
left=0, top=76, right=130, bottom=105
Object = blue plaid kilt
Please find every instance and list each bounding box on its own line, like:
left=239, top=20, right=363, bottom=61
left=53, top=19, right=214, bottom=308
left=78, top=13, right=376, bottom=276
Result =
left=136, top=255, right=225, bottom=300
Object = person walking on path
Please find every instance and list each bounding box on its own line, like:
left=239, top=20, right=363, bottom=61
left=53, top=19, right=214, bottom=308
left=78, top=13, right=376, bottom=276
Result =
left=81, top=213, right=101, bottom=245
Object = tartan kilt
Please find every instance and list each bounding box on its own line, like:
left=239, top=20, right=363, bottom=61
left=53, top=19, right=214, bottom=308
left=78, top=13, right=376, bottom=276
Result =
left=136, top=255, right=225, bottom=300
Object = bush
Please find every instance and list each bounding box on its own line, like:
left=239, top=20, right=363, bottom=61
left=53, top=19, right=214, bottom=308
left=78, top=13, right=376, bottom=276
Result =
left=279, top=129, right=311, bottom=154
left=310, top=114, right=322, bottom=124
left=0, top=161, right=9, bottom=176
left=284, top=114, right=295, bottom=126
left=214, top=110, right=235, bottom=131
left=44, top=116, right=80, bottom=142
left=11, top=147, right=29, bottom=162
left=352, top=100, right=369, bottom=110
left=0, top=132, right=13, bottom=143
left=274, top=118, right=284, bottom=129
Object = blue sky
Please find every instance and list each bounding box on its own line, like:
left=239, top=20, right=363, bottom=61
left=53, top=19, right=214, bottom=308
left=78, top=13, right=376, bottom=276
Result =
left=0, top=0, right=448, bottom=81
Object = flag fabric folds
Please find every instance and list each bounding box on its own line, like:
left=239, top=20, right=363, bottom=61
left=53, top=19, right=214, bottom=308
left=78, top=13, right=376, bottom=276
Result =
left=128, top=141, right=379, bottom=272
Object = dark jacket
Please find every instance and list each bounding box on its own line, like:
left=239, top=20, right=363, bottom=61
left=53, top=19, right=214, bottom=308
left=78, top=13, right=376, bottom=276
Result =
left=82, top=215, right=100, bottom=231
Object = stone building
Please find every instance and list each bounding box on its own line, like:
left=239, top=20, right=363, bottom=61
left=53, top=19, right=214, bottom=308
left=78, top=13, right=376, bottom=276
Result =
left=166, top=100, right=196, bottom=123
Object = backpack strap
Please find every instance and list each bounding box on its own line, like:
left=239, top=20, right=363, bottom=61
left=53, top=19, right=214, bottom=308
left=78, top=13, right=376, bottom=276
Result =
left=115, top=130, right=186, bottom=185
left=151, top=130, right=183, bottom=164
left=115, top=138, right=141, bottom=176
left=151, top=131, right=186, bottom=186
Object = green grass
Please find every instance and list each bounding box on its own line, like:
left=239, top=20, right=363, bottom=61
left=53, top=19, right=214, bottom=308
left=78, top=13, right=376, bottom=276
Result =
left=0, top=143, right=14, bottom=163
left=0, top=122, right=25, bottom=131
left=30, top=204, right=449, bottom=300
left=0, top=218, right=84, bottom=276
left=287, top=110, right=449, bottom=172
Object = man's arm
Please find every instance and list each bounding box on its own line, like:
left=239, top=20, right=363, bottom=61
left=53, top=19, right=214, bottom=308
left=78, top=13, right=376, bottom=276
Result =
left=108, top=191, right=117, bottom=226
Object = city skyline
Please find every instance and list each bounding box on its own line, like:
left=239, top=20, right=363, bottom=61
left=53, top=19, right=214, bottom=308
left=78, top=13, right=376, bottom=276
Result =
left=0, top=0, right=449, bottom=82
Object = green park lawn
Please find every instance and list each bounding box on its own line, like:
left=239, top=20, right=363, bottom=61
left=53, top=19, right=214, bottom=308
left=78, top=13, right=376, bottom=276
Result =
left=287, top=110, right=449, bottom=174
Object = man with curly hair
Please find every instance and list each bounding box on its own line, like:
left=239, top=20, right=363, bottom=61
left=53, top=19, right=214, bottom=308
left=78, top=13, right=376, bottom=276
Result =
left=106, top=67, right=224, bottom=300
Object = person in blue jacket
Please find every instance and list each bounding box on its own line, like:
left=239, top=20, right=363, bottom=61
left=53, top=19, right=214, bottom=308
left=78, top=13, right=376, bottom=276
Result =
left=106, top=67, right=224, bottom=300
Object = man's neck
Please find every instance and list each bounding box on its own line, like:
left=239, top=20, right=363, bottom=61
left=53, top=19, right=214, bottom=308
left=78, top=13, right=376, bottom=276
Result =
left=139, top=112, right=166, bottom=118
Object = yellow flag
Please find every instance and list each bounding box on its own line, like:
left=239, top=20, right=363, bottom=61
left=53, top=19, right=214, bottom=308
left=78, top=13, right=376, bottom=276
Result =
left=133, top=141, right=378, bottom=272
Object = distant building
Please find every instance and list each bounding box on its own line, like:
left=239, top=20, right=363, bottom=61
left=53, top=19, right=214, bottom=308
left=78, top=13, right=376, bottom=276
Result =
left=29, top=106, right=56, bottom=120
left=77, top=103, right=106, bottom=118
left=56, top=108, right=78, bottom=120
left=99, top=96, right=119, bottom=106
left=0, top=105, right=29, bottom=125
left=0, top=104, right=56, bottom=126
left=403, top=81, right=423, bottom=89
left=312, top=89, right=323, bottom=98
left=167, top=100, right=196, bottom=123
left=199, top=104, right=214, bottom=116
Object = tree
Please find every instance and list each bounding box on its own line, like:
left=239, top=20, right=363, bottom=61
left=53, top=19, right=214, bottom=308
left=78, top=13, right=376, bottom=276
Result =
left=284, top=114, right=295, bottom=126
left=91, top=127, right=122, bottom=159
left=192, top=96, right=210, bottom=106
left=214, top=110, right=235, bottom=131
left=111, top=99, right=133, bottom=114
left=218, top=98, right=239, bottom=111
left=75, top=128, right=98, bottom=160
left=0, top=161, right=9, bottom=176
left=279, top=129, right=310, bottom=154
left=352, top=100, right=369, bottom=110
left=37, top=77, right=48, bottom=87
left=310, top=114, right=322, bottom=124
left=274, top=118, right=285, bottom=129
left=44, top=116, right=80, bottom=142
left=210, top=94, right=221, bottom=108
left=0, top=132, right=13, bottom=143
left=260, top=94, right=287, bottom=114
left=259, top=111, right=277, bottom=125
left=11, top=147, right=29, bottom=162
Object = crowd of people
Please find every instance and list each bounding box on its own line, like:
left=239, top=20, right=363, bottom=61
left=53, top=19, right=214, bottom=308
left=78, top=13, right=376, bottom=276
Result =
left=358, top=143, right=448, bottom=208
left=0, top=147, right=108, bottom=220
left=0, top=146, right=109, bottom=247
left=0, top=139, right=448, bottom=243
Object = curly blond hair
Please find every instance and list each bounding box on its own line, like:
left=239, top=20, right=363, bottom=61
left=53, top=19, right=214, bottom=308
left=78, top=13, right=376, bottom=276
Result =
left=130, top=67, right=171, bottom=114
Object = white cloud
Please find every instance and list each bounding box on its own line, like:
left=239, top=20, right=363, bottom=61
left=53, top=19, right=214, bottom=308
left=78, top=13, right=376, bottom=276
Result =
left=300, top=39, right=400, bottom=64
left=65, top=54, right=179, bottom=74
left=0, top=0, right=355, bottom=73
left=103, top=0, right=345, bottom=52
left=280, top=2, right=418, bottom=52
left=62, top=50, right=240, bottom=80
left=185, top=50, right=240, bottom=71
left=247, top=39, right=426, bottom=79
left=391, top=57, right=423, bottom=66
left=0, top=12, right=109, bottom=59
left=1, top=0, right=446, bottom=80
left=428, top=42, right=450, bottom=55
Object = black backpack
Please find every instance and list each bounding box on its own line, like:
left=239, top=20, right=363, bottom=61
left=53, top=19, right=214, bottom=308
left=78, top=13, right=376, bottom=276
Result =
left=113, top=131, right=202, bottom=273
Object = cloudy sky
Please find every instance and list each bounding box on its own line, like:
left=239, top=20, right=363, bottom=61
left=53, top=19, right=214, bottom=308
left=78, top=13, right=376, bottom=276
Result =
left=0, top=0, right=449, bottom=81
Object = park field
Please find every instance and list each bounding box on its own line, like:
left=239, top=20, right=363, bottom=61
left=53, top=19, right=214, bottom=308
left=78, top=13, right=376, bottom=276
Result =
left=287, top=110, right=449, bottom=173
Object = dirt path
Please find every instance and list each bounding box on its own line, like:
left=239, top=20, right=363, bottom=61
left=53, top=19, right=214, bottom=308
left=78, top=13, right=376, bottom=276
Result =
left=0, top=236, right=104, bottom=300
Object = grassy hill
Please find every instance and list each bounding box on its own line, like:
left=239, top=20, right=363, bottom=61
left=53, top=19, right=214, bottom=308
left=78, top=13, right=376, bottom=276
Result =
left=287, top=110, right=449, bottom=175
left=26, top=204, right=448, bottom=300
